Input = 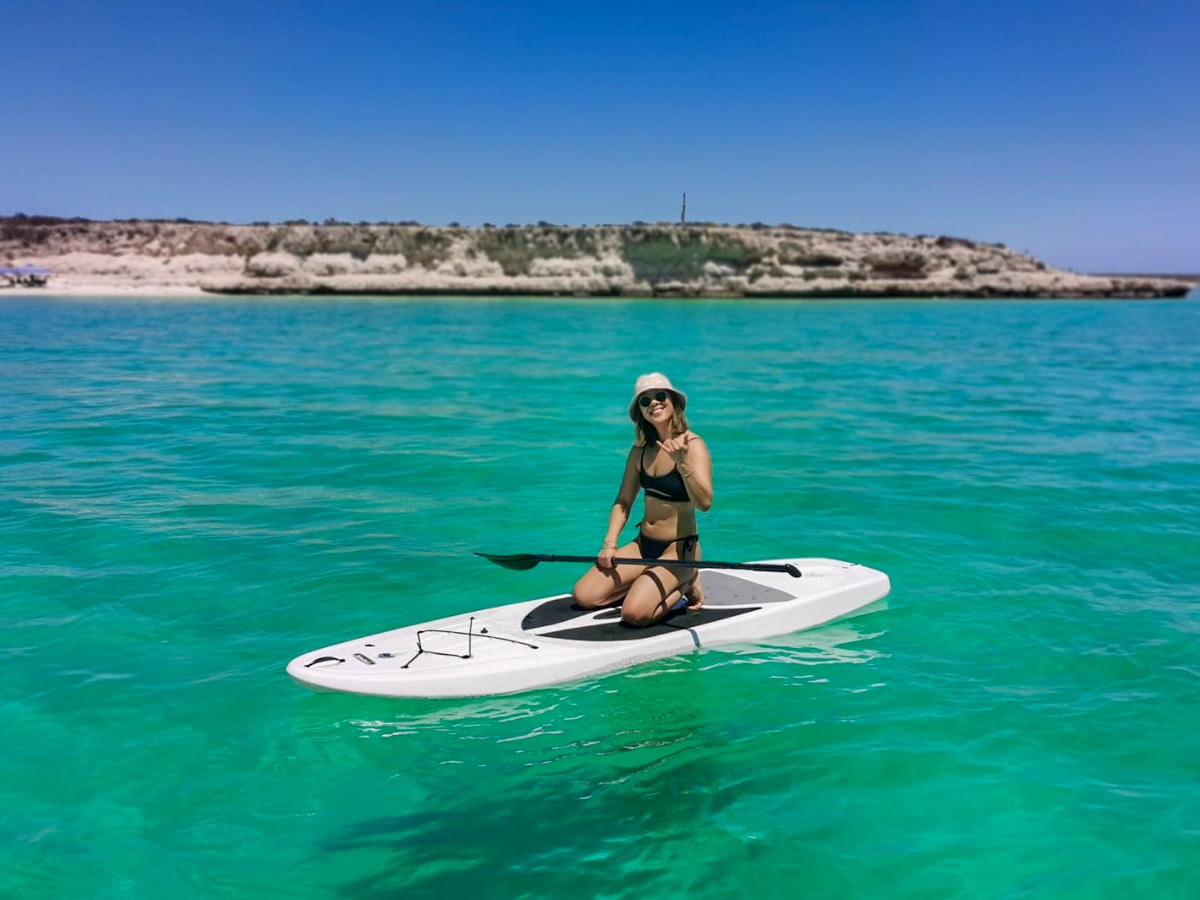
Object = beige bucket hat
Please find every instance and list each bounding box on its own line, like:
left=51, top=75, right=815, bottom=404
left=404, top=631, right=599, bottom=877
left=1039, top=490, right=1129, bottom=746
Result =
left=628, top=372, right=687, bottom=419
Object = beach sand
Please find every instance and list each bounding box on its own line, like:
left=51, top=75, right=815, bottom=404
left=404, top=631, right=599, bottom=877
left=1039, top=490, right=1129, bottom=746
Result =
left=1, top=252, right=226, bottom=297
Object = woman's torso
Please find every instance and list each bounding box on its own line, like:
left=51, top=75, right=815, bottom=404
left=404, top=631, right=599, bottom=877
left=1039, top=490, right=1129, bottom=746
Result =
left=638, top=443, right=698, bottom=539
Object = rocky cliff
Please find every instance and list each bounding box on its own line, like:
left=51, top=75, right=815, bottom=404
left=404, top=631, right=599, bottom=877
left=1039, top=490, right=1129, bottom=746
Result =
left=1, top=217, right=1189, bottom=298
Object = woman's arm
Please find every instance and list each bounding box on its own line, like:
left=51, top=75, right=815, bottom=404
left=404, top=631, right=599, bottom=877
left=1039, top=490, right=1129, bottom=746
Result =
left=598, top=448, right=642, bottom=566
left=667, top=433, right=713, bottom=512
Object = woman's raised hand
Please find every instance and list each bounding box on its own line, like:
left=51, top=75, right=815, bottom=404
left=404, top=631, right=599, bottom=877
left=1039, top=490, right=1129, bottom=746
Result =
left=657, top=433, right=691, bottom=464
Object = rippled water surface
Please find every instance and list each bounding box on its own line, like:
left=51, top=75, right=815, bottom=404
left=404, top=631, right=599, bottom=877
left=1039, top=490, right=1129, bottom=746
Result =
left=2, top=295, right=1198, bottom=898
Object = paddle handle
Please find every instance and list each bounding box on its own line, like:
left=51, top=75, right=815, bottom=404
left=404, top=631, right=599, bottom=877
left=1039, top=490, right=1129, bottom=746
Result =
left=539, top=554, right=802, bottom=578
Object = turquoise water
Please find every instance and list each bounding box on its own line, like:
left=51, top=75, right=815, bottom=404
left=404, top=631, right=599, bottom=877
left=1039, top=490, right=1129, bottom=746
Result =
left=2, top=295, right=1197, bottom=898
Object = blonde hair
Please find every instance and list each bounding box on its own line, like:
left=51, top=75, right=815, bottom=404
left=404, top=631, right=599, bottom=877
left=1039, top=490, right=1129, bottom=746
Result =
left=630, top=392, right=689, bottom=446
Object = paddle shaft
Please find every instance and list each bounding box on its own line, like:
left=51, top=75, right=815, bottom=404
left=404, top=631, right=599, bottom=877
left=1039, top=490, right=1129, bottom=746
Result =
left=522, top=554, right=802, bottom=578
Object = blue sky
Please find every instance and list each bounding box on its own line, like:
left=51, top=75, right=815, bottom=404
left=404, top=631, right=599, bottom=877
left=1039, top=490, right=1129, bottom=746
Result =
left=5, top=0, right=1196, bottom=272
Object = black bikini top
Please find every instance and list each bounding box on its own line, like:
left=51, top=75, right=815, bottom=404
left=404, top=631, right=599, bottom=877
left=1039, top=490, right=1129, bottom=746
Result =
left=639, top=445, right=690, bottom=503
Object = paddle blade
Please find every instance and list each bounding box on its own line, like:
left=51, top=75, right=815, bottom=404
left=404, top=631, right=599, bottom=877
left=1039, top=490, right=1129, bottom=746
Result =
left=474, top=551, right=542, bottom=571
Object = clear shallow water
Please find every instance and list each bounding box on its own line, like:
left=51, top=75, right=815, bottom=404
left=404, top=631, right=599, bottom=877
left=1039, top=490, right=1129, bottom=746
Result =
left=1, top=295, right=1197, bottom=898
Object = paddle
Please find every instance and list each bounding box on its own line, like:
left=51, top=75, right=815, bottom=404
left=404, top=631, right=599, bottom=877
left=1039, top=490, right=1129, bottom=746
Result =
left=475, top=552, right=802, bottom=578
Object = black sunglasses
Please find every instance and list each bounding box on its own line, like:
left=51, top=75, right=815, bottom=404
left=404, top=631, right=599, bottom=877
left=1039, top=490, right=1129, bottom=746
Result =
left=638, top=390, right=671, bottom=408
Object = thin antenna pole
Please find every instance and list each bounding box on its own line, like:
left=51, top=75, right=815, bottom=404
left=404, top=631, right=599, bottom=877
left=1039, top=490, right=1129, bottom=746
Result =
left=680, top=192, right=687, bottom=225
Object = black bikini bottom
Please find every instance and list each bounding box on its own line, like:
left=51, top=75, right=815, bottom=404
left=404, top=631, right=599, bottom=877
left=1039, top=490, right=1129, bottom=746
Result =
left=636, top=530, right=699, bottom=561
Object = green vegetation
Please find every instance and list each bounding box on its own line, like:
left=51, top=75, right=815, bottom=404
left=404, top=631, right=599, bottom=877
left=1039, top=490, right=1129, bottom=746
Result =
left=474, top=226, right=606, bottom=276
left=622, top=226, right=764, bottom=283
left=477, top=228, right=533, bottom=276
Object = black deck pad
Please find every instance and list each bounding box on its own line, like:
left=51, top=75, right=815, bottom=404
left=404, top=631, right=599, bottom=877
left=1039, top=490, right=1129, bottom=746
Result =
left=520, top=594, right=595, bottom=630
left=519, top=573, right=793, bottom=632
left=542, top=605, right=760, bottom=642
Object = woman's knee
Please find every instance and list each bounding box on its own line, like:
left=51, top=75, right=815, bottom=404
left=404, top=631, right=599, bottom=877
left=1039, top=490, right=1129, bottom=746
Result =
left=572, top=571, right=613, bottom=609
left=572, top=582, right=599, bottom=609
left=620, top=603, right=660, bottom=627
left=573, top=589, right=604, bottom=609
left=620, top=577, right=678, bottom=626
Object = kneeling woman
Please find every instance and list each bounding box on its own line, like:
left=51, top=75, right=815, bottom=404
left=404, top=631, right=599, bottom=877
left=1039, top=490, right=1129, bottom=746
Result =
left=572, top=373, right=713, bottom=626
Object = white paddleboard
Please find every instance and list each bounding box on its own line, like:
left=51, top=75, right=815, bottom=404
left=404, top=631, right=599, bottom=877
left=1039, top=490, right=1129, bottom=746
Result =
left=287, top=558, right=890, bottom=698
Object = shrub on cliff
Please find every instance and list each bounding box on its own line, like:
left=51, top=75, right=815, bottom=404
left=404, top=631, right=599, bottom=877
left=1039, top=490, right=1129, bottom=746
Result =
left=623, top=228, right=764, bottom=283
left=865, top=251, right=928, bottom=279
left=408, top=229, right=456, bottom=269
left=477, top=228, right=532, bottom=276
left=777, top=242, right=844, bottom=267
left=315, top=226, right=375, bottom=261
left=245, top=252, right=299, bottom=278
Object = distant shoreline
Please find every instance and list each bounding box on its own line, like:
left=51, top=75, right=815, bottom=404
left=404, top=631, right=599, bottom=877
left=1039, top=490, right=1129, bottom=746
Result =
left=1094, top=273, right=1199, bottom=284
left=1, top=217, right=1192, bottom=299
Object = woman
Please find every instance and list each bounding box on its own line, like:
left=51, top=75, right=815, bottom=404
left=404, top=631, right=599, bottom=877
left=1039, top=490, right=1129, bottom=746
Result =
left=572, top=373, right=713, bottom=626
